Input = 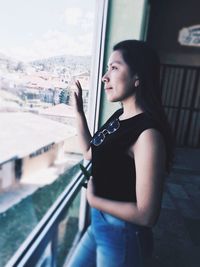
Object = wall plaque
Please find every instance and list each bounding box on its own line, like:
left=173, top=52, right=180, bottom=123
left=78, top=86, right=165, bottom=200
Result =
left=178, top=25, right=200, bottom=47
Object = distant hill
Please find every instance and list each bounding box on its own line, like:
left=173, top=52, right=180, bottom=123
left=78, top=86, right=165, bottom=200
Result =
left=0, top=54, right=91, bottom=74
left=30, top=55, right=91, bottom=73
left=0, top=52, right=19, bottom=70
left=30, top=55, right=91, bottom=66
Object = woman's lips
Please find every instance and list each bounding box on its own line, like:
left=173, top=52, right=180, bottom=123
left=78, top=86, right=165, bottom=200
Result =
left=105, top=87, right=113, bottom=91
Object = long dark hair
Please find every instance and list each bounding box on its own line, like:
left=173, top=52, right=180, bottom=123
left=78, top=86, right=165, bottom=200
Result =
left=113, top=40, right=174, bottom=172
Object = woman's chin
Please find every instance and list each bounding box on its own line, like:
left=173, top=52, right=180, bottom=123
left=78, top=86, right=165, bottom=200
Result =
left=106, top=94, right=118, bottom=102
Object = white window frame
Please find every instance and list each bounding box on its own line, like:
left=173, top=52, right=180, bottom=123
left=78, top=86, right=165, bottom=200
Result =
left=87, top=0, right=109, bottom=134
left=79, top=0, right=109, bottom=232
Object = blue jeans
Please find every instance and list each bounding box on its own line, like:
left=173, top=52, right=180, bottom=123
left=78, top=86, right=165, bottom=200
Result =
left=67, top=208, right=153, bottom=267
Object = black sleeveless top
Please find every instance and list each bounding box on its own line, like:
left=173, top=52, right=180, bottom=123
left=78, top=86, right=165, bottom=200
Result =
left=91, top=108, right=160, bottom=202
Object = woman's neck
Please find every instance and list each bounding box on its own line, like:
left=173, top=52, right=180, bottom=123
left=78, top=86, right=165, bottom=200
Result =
left=120, top=98, right=143, bottom=120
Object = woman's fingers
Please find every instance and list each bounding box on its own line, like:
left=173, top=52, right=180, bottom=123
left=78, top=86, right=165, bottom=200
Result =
left=75, top=80, right=82, bottom=92
left=74, top=80, right=84, bottom=112
left=75, top=80, right=82, bottom=100
left=74, top=91, right=80, bottom=107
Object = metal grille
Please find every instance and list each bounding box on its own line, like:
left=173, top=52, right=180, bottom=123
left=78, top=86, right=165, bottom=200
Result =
left=161, top=64, right=200, bottom=147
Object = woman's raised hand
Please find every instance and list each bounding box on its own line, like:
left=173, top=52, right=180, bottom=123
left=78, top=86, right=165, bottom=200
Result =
left=73, top=80, right=92, bottom=160
left=74, top=80, right=84, bottom=114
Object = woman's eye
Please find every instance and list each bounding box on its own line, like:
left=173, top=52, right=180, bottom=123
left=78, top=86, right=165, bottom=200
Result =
left=106, top=65, right=118, bottom=71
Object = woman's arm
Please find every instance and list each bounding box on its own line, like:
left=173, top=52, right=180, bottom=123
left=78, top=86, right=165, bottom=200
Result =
left=74, top=80, right=92, bottom=160
left=87, top=129, right=166, bottom=227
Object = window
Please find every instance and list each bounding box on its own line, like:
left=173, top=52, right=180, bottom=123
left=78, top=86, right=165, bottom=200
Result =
left=0, top=0, right=102, bottom=266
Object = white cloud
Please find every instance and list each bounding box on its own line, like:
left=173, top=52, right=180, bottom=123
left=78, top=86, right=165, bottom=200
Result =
left=80, top=12, right=95, bottom=32
left=64, top=7, right=82, bottom=26
left=62, top=7, right=94, bottom=32
left=0, top=6, right=95, bottom=62
left=1, top=30, right=93, bottom=61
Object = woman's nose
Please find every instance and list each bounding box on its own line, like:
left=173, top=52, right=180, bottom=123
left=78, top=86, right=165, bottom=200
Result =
left=102, top=72, right=109, bottom=83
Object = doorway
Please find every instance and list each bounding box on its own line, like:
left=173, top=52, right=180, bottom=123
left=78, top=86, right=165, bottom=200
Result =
left=146, top=0, right=200, bottom=148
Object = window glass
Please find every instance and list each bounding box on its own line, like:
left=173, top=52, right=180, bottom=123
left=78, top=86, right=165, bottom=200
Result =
left=0, top=0, right=96, bottom=265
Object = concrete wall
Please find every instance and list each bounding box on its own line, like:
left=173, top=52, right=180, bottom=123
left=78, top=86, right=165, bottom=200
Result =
left=22, top=144, right=58, bottom=179
left=0, top=161, right=15, bottom=190
left=64, top=135, right=82, bottom=154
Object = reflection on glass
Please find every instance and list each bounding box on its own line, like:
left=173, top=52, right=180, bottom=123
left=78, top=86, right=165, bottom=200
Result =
left=33, top=191, right=81, bottom=267
left=57, top=192, right=81, bottom=266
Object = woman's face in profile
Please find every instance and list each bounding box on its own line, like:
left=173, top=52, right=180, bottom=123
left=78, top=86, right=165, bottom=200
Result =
left=102, top=50, right=135, bottom=102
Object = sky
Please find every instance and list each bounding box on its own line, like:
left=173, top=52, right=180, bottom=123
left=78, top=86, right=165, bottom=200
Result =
left=0, top=0, right=96, bottom=61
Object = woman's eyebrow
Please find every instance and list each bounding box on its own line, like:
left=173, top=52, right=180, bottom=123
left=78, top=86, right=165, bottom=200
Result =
left=107, top=60, right=123, bottom=66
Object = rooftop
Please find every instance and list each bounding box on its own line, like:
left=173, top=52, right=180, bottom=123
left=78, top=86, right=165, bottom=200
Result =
left=39, top=103, right=75, bottom=118
left=0, top=112, right=76, bottom=163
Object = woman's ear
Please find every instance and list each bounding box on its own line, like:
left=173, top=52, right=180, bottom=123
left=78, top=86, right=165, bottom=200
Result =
left=133, top=74, right=140, bottom=88
left=134, top=79, right=140, bottom=88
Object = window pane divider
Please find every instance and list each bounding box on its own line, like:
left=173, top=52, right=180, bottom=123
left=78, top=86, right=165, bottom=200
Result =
left=5, top=162, right=91, bottom=267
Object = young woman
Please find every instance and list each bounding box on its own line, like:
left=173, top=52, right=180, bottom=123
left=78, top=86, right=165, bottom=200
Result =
left=68, top=40, right=173, bottom=267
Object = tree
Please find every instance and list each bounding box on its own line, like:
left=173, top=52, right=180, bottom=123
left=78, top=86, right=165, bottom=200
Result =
left=59, top=89, right=68, bottom=104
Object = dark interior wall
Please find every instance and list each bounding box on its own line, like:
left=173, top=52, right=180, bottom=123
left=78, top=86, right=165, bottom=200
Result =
left=147, top=0, right=200, bottom=66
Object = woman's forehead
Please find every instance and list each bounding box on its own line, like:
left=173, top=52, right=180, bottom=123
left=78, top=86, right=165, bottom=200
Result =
left=108, top=50, right=125, bottom=65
